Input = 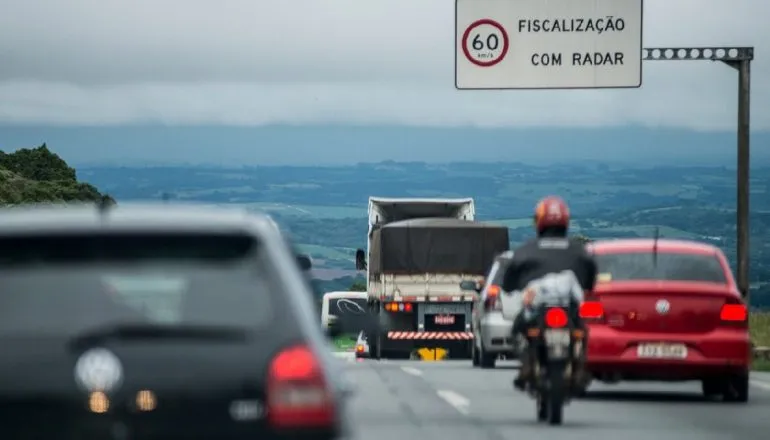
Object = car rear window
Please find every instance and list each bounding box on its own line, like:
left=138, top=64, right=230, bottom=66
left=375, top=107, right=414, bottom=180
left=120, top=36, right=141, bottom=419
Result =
left=594, top=251, right=727, bottom=283
left=0, top=233, right=276, bottom=335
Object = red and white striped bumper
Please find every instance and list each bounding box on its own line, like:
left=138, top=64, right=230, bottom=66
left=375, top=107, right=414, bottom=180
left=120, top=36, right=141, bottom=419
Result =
left=387, top=331, right=474, bottom=340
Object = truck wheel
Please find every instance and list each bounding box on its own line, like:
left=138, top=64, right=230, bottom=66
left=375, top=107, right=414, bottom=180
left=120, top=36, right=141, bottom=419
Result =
left=371, top=333, right=382, bottom=360
left=471, top=342, right=480, bottom=367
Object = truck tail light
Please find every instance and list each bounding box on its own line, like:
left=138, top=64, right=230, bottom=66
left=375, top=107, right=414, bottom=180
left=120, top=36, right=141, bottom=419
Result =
left=385, top=302, right=412, bottom=312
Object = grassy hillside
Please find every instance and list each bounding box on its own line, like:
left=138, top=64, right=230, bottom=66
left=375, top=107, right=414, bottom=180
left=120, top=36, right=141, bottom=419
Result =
left=752, top=312, right=770, bottom=371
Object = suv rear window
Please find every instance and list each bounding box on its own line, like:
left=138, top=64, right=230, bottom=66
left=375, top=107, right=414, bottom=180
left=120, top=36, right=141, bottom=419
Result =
left=487, top=260, right=505, bottom=284
left=0, top=233, right=275, bottom=335
left=594, top=251, right=727, bottom=283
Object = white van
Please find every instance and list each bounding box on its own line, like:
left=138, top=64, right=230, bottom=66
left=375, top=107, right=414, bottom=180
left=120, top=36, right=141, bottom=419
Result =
left=321, top=291, right=370, bottom=332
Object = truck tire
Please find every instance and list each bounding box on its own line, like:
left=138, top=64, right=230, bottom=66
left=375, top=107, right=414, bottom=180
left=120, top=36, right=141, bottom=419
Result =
left=373, top=333, right=383, bottom=360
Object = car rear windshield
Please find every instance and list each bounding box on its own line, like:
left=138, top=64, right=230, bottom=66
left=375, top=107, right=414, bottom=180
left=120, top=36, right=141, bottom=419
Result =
left=594, top=251, right=727, bottom=283
left=0, top=232, right=276, bottom=335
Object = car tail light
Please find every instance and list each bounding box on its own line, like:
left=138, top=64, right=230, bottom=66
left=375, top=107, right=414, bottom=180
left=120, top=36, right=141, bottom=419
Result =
left=266, top=344, right=335, bottom=429
left=720, top=301, right=748, bottom=326
left=579, top=300, right=604, bottom=321
left=545, top=308, right=568, bottom=328
left=355, top=344, right=364, bottom=353
left=484, top=284, right=502, bottom=311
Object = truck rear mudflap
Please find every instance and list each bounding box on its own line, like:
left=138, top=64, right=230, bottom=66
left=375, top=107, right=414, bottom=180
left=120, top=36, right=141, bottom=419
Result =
left=382, top=333, right=474, bottom=360
left=387, top=331, right=474, bottom=340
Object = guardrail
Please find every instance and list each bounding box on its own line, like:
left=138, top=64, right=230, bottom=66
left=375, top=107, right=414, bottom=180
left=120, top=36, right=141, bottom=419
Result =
left=754, top=346, right=770, bottom=360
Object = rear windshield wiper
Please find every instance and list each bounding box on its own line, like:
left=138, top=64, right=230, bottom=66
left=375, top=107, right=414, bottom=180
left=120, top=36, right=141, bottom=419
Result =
left=67, top=323, right=250, bottom=350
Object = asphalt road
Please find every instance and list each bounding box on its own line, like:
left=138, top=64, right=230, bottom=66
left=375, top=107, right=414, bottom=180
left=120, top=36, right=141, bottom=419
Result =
left=333, top=354, right=770, bottom=440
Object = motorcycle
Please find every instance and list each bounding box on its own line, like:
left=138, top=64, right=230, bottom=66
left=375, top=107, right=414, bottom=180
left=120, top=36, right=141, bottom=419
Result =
left=523, top=302, right=585, bottom=425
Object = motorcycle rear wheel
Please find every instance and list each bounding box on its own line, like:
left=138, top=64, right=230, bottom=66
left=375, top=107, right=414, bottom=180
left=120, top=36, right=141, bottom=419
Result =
left=547, top=367, right=565, bottom=425
left=536, top=396, right=547, bottom=421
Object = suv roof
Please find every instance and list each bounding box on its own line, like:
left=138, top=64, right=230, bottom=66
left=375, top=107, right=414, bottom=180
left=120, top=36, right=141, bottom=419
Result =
left=0, top=202, right=277, bottom=235
left=496, top=250, right=514, bottom=260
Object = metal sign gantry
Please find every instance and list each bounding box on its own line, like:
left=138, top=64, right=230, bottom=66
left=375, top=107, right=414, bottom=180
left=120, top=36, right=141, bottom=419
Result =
left=643, top=46, right=754, bottom=303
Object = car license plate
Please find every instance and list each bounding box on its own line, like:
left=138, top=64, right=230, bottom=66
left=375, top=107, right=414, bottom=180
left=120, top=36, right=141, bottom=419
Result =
left=544, top=329, right=570, bottom=346
left=637, top=343, right=688, bottom=359
left=434, top=315, right=455, bottom=325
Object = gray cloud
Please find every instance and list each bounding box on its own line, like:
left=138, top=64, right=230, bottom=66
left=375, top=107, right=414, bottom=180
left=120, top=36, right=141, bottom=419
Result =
left=0, top=0, right=767, bottom=129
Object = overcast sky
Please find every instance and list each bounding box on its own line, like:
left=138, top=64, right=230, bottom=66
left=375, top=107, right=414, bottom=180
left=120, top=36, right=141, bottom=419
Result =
left=0, top=0, right=765, bottom=130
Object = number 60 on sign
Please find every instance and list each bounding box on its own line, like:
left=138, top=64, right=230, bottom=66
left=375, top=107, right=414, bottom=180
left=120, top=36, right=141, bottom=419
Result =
left=461, top=19, right=509, bottom=67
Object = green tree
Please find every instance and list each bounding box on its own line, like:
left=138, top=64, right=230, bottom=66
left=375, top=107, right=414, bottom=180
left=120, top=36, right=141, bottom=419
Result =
left=0, top=144, right=114, bottom=205
left=350, top=280, right=367, bottom=291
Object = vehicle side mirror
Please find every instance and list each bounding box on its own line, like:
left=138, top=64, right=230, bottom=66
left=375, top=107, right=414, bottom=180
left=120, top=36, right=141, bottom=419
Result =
left=326, top=315, right=343, bottom=338
left=297, top=254, right=312, bottom=271
left=459, top=280, right=479, bottom=292
left=355, top=249, right=367, bottom=271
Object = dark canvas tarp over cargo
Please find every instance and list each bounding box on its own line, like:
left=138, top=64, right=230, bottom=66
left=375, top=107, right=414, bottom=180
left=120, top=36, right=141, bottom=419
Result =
left=370, top=218, right=509, bottom=275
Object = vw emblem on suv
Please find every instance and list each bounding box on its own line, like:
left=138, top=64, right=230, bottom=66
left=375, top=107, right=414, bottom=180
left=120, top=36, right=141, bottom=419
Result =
left=74, top=348, right=124, bottom=392
left=655, top=299, right=670, bottom=315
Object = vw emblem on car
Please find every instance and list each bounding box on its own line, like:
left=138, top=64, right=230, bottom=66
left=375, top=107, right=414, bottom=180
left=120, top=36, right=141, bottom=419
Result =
left=74, top=348, right=124, bottom=392
left=655, top=299, right=670, bottom=315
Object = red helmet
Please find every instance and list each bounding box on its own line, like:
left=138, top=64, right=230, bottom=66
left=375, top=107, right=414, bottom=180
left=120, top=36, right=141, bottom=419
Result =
left=534, top=196, right=570, bottom=232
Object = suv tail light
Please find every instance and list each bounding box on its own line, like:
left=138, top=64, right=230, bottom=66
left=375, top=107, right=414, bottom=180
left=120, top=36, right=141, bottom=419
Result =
left=266, top=344, right=335, bottom=429
left=484, top=284, right=502, bottom=311
left=579, top=299, right=604, bottom=322
left=720, top=298, right=748, bottom=327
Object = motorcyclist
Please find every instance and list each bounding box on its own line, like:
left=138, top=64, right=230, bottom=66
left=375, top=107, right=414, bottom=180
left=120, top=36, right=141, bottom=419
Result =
left=500, top=195, right=597, bottom=391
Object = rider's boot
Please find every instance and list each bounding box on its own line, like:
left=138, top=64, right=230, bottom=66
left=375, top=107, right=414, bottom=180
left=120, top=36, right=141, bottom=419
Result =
left=513, top=369, right=529, bottom=391
left=513, top=342, right=531, bottom=391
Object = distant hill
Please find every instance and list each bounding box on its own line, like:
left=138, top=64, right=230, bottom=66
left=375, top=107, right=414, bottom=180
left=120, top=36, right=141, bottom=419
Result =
left=0, top=144, right=113, bottom=205
left=2, top=125, right=769, bottom=167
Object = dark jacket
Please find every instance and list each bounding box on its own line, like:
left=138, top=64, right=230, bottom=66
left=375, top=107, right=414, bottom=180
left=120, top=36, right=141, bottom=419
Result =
left=501, top=233, right=597, bottom=294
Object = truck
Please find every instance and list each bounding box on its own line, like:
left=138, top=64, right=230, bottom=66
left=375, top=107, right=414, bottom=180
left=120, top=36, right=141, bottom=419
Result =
left=354, top=197, right=510, bottom=360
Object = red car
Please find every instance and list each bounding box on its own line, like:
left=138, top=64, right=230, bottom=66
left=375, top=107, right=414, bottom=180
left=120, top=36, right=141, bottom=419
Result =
left=581, top=238, right=750, bottom=402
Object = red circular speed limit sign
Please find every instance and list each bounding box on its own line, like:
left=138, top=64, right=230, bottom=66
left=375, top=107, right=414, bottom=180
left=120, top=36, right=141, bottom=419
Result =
left=461, top=19, right=509, bottom=67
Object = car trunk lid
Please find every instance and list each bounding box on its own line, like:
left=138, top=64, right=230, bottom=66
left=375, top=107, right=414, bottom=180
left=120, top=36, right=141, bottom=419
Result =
left=593, top=281, right=738, bottom=334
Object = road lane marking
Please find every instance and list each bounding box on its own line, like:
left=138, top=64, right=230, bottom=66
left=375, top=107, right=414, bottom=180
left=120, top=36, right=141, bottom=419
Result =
left=400, top=366, right=423, bottom=377
left=437, top=390, right=469, bottom=415
left=332, top=352, right=357, bottom=363
left=750, top=380, right=770, bottom=391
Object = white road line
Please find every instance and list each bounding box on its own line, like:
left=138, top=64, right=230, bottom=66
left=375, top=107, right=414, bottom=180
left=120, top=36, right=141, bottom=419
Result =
left=750, top=380, right=770, bottom=391
left=400, top=366, right=423, bottom=377
left=437, top=390, right=470, bottom=415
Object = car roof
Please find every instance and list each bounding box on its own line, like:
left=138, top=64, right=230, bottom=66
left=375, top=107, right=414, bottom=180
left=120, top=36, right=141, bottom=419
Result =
left=0, top=202, right=279, bottom=235
left=588, top=238, right=721, bottom=256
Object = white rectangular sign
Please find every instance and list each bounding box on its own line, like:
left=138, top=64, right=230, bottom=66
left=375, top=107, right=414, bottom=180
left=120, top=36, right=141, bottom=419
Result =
left=455, top=0, right=643, bottom=89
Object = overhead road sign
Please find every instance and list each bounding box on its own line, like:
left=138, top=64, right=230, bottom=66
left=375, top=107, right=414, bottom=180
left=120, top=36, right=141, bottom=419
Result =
left=455, top=0, right=643, bottom=90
